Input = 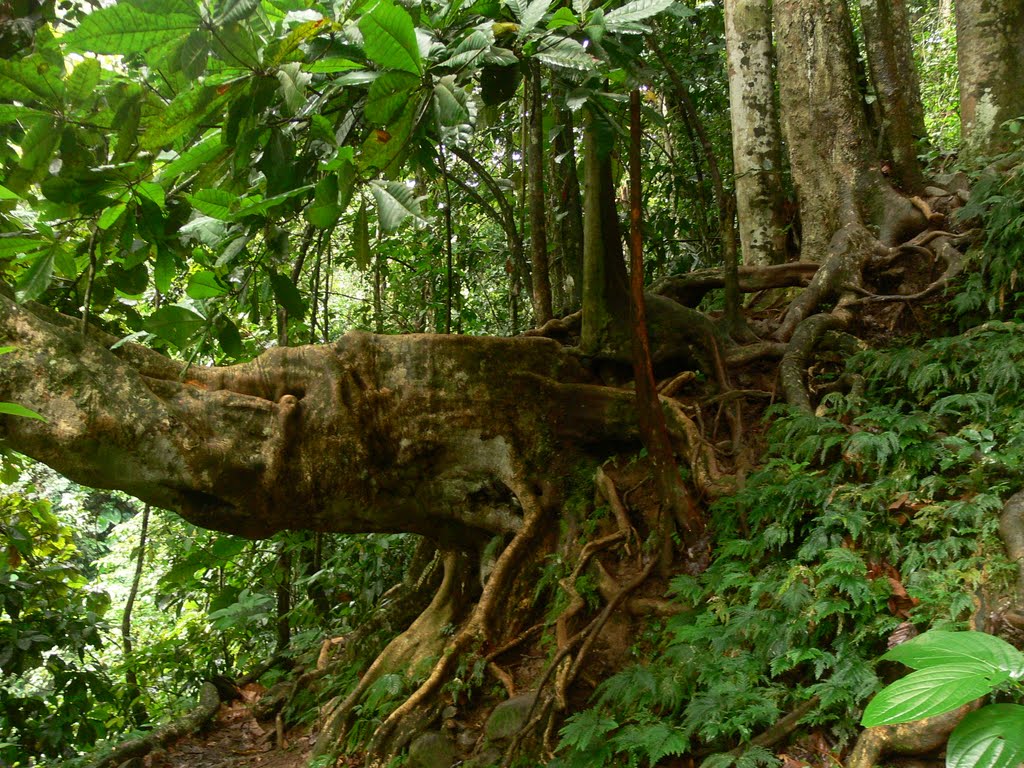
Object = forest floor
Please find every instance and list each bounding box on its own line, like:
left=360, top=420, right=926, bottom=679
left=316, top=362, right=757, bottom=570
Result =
left=144, top=685, right=314, bottom=768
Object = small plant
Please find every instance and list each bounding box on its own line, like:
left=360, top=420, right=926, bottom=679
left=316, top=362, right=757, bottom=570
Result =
left=862, top=630, right=1024, bottom=768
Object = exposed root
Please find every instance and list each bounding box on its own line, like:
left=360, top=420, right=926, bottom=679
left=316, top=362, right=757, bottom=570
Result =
left=729, top=696, right=820, bottom=756
left=845, top=704, right=973, bottom=768
left=780, top=313, right=847, bottom=411
left=999, top=489, right=1024, bottom=599
left=653, top=262, right=821, bottom=307
left=89, top=682, right=221, bottom=768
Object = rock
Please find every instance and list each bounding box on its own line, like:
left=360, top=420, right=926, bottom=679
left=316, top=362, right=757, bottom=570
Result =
left=484, top=692, right=537, bottom=742
left=407, top=730, right=457, bottom=768
left=924, top=186, right=950, bottom=197
left=463, top=746, right=503, bottom=768
left=456, top=727, right=480, bottom=751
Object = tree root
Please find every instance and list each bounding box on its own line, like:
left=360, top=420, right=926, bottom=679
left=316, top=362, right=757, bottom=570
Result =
left=845, top=704, right=973, bottom=768
left=999, top=489, right=1024, bottom=599
left=780, top=313, right=846, bottom=411
left=89, top=682, right=221, bottom=768
left=653, top=262, right=821, bottom=307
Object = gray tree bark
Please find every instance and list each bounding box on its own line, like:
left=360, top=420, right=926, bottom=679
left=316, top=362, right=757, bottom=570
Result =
left=956, top=0, right=1024, bottom=156
left=724, top=0, right=787, bottom=265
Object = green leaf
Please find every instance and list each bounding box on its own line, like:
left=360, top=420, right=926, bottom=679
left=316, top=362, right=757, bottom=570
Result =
left=433, top=76, right=470, bottom=126
left=231, top=186, right=312, bottom=219
left=109, top=262, right=149, bottom=295
left=97, top=203, right=128, bottom=230
left=861, top=663, right=1008, bottom=727
left=268, top=270, right=306, bottom=318
left=216, top=318, right=245, bottom=357
left=366, top=70, right=420, bottom=124
left=370, top=180, right=423, bottom=232
left=947, top=705, right=1024, bottom=768
left=18, top=116, right=60, bottom=175
left=604, top=0, right=673, bottom=25
left=276, top=62, right=311, bottom=114
left=64, top=4, right=198, bottom=55
left=186, top=270, right=229, bottom=299
left=305, top=173, right=342, bottom=229
left=359, top=101, right=418, bottom=174
left=179, top=30, right=211, bottom=79
left=353, top=200, right=371, bottom=270
left=142, top=86, right=234, bottom=151
left=64, top=58, right=102, bottom=106
left=302, top=57, right=363, bottom=74
left=0, top=58, right=65, bottom=105
left=517, top=0, right=553, bottom=38
left=144, top=304, right=207, bottom=348
left=214, top=0, right=261, bottom=25
left=359, top=0, right=422, bottom=74
left=154, top=247, right=177, bottom=293
left=136, top=182, right=166, bottom=209
left=267, top=18, right=333, bottom=66
left=158, top=131, right=227, bottom=181
left=883, top=631, right=1024, bottom=679
left=187, top=189, right=238, bottom=220
left=0, top=104, right=49, bottom=126
left=533, top=36, right=594, bottom=71
left=547, top=6, right=580, bottom=28
left=0, top=238, right=45, bottom=259
left=14, top=247, right=55, bottom=302
left=0, top=402, right=47, bottom=422
left=440, top=30, right=491, bottom=69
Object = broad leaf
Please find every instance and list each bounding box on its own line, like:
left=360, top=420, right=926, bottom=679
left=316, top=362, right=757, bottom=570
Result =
left=64, top=58, right=101, bottom=106
left=947, top=705, right=1024, bottom=768
left=186, top=270, right=229, bottom=299
left=14, top=247, right=56, bottom=302
left=433, top=76, right=470, bottom=127
left=533, top=36, right=595, bottom=71
left=303, top=58, right=363, bottom=73
left=214, top=0, right=261, bottom=25
left=359, top=0, right=422, bottom=74
left=883, top=631, right=1024, bottom=679
left=366, top=71, right=420, bottom=124
left=0, top=59, right=65, bottom=105
left=158, top=132, right=227, bottom=180
left=216, top=318, right=245, bottom=358
left=142, top=87, right=234, bottom=151
left=861, top=663, right=1008, bottom=727
left=268, top=270, right=306, bottom=318
left=0, top=104, right=49, bottom=126
left=305, top=173, right=342, bottom=229
left=604, top=0, right=674, bottom=25
left=65, top=4, right=198, bottom=55
left=0, top=403, right=47, bottom=422
left=518, top=0, right=553, bottom=37
left=0, top=184, right=20, bottom=200
left=441, top=30, right=492, bottom=70
left=144, top=305, right=207, bottom=348
left=371, top=180, right=423, bottom=232
left=276, top=62, right=311, bottom=115
left=0, top=238, right=45, bottom=259
left=97, top=202, right=128, bottom=230
left=187, top=189, right=238, bottom=220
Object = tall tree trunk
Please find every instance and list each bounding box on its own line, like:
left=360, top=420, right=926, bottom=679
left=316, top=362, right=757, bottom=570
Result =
left=956, top=0, right=1024, bottom=156
left=774, top=0, right=913, bottom=256
left=275, top=542, right=292, bottom=652
left=122, top=504, right=150, bottom=726
left=549, top=86, right=584, bottom=312
left=526, top=62, right=553, bottom=325
left=580, top=110, right=630, bottom=358
left=627, top=91, right=702, bottom=543
left=724, top=0, right=788, bottom=265
left=858, top=0, right=926, bottom=191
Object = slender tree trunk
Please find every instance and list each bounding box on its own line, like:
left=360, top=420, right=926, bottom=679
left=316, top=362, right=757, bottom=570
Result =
left=724, top=0, right=788, bottom=265
left=439, top=146, right=455, bottom=334
left=858, top=0, right=926, bottom=190
left=580, top=109, right=630, bottom=357
left=956, top=0, right=1024, bottom=156
left=549, top=86, right=584, bottom=311
left=628, top=92, right=701, bottom=543
left=526, top=61, right=553, bottom=325
left=275, top=542, right=292, bottom=652
left=122, top=504, right=150, bottom=726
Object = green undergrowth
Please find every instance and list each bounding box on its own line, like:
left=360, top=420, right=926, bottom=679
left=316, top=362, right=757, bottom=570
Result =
left=553, top=319, right=1024, bottom=768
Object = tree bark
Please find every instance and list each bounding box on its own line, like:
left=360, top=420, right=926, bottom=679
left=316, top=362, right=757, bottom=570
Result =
left=724, top=0, right=788, bottom=265
left=0, top=294, right=675, bottom=547
left=580, top=109, right=631, bottom=358
left=858, top=0, right=926, bottom=191
left=774, top=0, right=918, bottom=255
left=549, top=87, right=585, bottom=313
left=526, top=61, right=553, bottom=325
left=956, top=0, right=1024, bottom=156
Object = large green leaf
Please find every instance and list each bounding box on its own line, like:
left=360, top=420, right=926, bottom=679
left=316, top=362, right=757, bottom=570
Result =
left=0, top=104, right=49, bottom=125
left=64, top=3, right=198, bottom=55
left=517, top=0, right=553, bottom=38
left=359, top=0, right=422, bottom=74
left=947, top=705, right=1024, bottom=768
left=0, top=403, right=47, bottom=422
left=883, top=631, right=1024, bottom=679
left=304, top=173, right=342, bottom=229
left=158, top=131, right=227, bottom=181
left=533, top=36, right=595, bottom=71
left=144, top=304, right=207, bottom=348
left=359, top=100, right=419, bottom=174
left=64, top=58, right=101, bottom=106
left=14, top=247, right=56, bottom=302
left=370, top=180, right=423, bottom=232
left=366, top=71, right=420, bottom=124
left=440, top=30, right=492, bottom=70
left=0, top=58, right=65, bottom=105
left=276, top=62, right=311, bottom=114
left=861, top=664, right=1008, bottom=727
left=214, top=0, right=261, bottom=25
left=268, top=270, right=306, bottom=318
left=187, top=189, right=239, bottom=220
left=433, top=76, right=471, bottom=127
left=0, top=237, right=46, bottom=260
left=604, top=0, right=674, bottom=26
left=302, top=58, right=363, bottom=74
left=142, top=87, right=234, bottom=151
left=186, top=270, right=229, bottom=299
